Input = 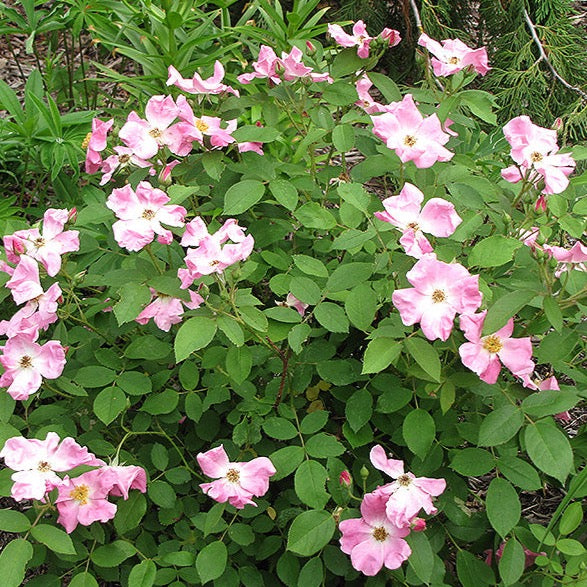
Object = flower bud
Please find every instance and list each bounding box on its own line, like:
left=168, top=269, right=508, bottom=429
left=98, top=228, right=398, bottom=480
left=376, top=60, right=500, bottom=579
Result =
left=339, top=470, right=352, bottom=487
left=411, top=517, right=427, bottom=532
left=72, top=270, right=87, bottom=285
left=360, top=465, right=369, bottom=482
left=534, top=195, right=547, bottom=212
left=67, top=207, right=78, bottom=224
left=551, top=117, right=563, bottom=131
left=306, top=40, right=316, bottom=54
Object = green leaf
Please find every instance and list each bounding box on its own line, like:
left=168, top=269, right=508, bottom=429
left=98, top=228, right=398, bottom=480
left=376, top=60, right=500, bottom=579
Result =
left=362, top=339, right=402, bottom=374
left=525, top=420, right=573, bottom=483
left=482, top=290, right=536, bottom=335
left=0, top=509, right=31, bottom=533
left=293, top=254, right=328, bottom=278
left=345, top=283, right=377, bottom=331
left=305, top=433, right=345, bottom=458
left=559, top=502, right=583, bottom=535
left=228, top=523, right=255, bottom=546
left=498, top=539, right=526, bottom=585
left=223, top=179, right=265, bottom=215
left=368, top=72, right=402, bottom=102
left=542, top=296, right=563, bottom=332
left=288, top=323, right=311, bottom=354
left=263, top=417, right=298, bottom=440
left=450, top=448, right=495, bottom=476
left=93, top=386, right=126, bottom=425
left=406, top=532, right=434, bottom=584
left=294, top=202, right=336, bottom=230
left=298, top=557, right=324, bottom=587
left=148, top=480, right=176, bottom=508
left=300, top=411, right=329, bottom=435
left=404, top=337, right=441, bottom=382
left=91, top=540, right=136, bottom=567
left=270, top=446, right=305, bottom=481
left=497, top=456, right=542, bottom=491
left=326, top=263, right=373, bottom=292
left=203, top=502, right=226, bottom=537
left=478, top=405, right=524, bottom=446
left=402, top=409, right=435, bottom=460
left=469, top=236, right=522, bottom=267
left=486, top=478, right=520, bottom=537
left=269, top=179, right=298, bottom=211
left=456, top=550, right=495, bottom=587
left=0, top=539, right=33, bottom=587
left=345, top=389, right=373, bottom=432
left=231, top=125, right=280, bottom=143
left=196, top=541, right=227, bottom=584
left=225, top=346, right=252, bottom=384
left=217, top=315, right=245, bottom=346
left=69, top=572, right=99, bottom=587
left=114, top=283, right=151, bottom=325
left=376, top=385, right=412, bottom=413
left=331, top=49, right=365, bottom=77
left=128, top=560, right=156, bottom=587
left=125, top=335, right=171, bottom=360
left=114, top=492, right=147, bottom=534
left=295, top=460, right=329, bottom=509
left=289, top=276, right=321, bottom=305
left=74, top=366, right=116, bottom=388
left=322, top=81, right=357, bottom=106
left=459, top=90, right=498, bottom=125
left=332, top=124, right=355, bottom=152
left=522, top=391, right=579, bottom=419
left=338, top=182, right=372, bottom=213
left=239, top=306, right=268, bottom=332
left=287, top=510, right=336, bottom=556
left=175, top=316, right=217, bottom=362
left=31, top=524, right=76, bottom=555
left=313, top=302, right=349, bottom=333
left=185, top=393, right=203, bottom=422
left=117, top=371, right=152, bottom=396
left=556, top=538, right=586, bottom=556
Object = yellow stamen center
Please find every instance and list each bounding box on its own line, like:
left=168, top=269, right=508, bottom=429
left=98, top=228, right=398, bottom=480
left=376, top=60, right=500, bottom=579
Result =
left=119, top=154, right=131, bottom=164
left=397, top=474, right=412, bottom=487
left=195, top=119, right=209, bottom=132
left=431, top=289, right=446, bottom=303
left=226, top=468, right=240, bottom=483
left=372, top=526, right=388, bottom=542
left=69, top=484, right=90, bottom=505
left=403, top=135, right=417, bottom=147
left=448, top=56, right=460, bottom=64
left=530, top=151, right=543, bottom=163
left=149, top=128, right=163, bottom=138
left=142, top=209, right=156, bottom=220
left=81, top=132, right=93, bottom=149
left=482, top=335, right=503, bottom=353
left=37, top=461, right=51, bottom=472
left=19, top=355, right=33, bottom=368
left=34, top=237, right=45, bottom=248
left=407, top=222, right=420, bottom=231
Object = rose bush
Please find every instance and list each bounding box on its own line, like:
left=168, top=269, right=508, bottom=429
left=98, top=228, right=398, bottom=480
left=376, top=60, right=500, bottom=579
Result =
left=0, top=12, right=585, bottom=587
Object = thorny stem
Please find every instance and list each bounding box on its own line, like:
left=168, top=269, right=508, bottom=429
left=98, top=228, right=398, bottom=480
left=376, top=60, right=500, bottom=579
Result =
left=523, top=10, right=587, bottom=102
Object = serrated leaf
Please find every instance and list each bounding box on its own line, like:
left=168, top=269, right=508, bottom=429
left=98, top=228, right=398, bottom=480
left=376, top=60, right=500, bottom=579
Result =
left=91, top=540, right=136, bottom=567
left=196, top=541, right=227, bottom=584
left=128, top=560, right=156, bottom=587
left=31, top=524, right=76, bottom=554
left=345, top=389, right=373, bottom=432
left=525, top=420, right=573, bottom=483
left=93, top=386, right=126, bottom=425
left=287, top=510, right=336, bottom=556
left=469, top=236, right=522, bottom=267
left=486, top=478, right=520, bottom=537
left=405, top=337, right=441, bottom=382
left=403, top=409, right=435, bottom=460
left=478, top=405, right=524, bottom=446
left=483, top=290, right=536, bottom=335
left=223, top=179, right=265, bottom=215
left=362, top=339, right=402, bottom=374
left=0, top=539, right=34, bottom=587
left=114, top=283, right=151, bottom=325
left=295, top=460, right=329, bottom=509
left=174, top=316, right=217, bottom=361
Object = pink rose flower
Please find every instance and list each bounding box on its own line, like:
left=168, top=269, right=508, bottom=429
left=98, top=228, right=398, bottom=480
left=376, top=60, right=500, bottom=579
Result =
left=98, top=465, right=147, bottom=499
left=106, top=181, right=187, bottom=251
left=136, top=288, right=204, bottom=331
left=55, top=470, right=118, bottom=533
left=392, top=254, right=482, bottom=341
left=371, top=94, right=454, bottom=168
left=197, top=444, right=276, bottom=509
left=167, top=61, right=239, bottom=96
left=85, top=118, right=114, bottom=174
left=0, top=332, right=66, bottom=400
left=0, top=282, right=62, bottom=338
left=374, top=183, right=461, bottom=258
left=501, top=115, right=576, bottom=196
left=328, top=21, right=401, bottom=59
left=418, top=33, right=490, bottom=76
left=5, top=255, right=44, bottom=305
left=276, top=293, right=308, bottom=316
left=339, top=490, right=412, bottom=576
left=458, top=311, right=535, bottom=384
left=0, top=432, right=104, bottom=501
left=370, top=445, right=447, bottom=528
left=4, top=209, right=79, bottom=277
left=99, top=146, right=152, bottom=185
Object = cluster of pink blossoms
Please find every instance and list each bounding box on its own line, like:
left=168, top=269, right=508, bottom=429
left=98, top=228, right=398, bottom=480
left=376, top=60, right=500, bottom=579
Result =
left=197, top=445, right=276, bottom=509
left=0, top=432, right=146, bottom=533
left=327, top=20, right=401, bottom=59
left=501, top=115, right=576, bottom=209
left=105, top=181, right=252, bottom=330
left=0, top=209, right=79, bottom=400
left=339, top=445, right=446, bottom=576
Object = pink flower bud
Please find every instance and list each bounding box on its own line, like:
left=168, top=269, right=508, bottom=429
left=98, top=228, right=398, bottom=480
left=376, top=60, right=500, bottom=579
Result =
left=67, top=208, right=77, bottom=223
left=552, top=117, right=563, bottom=131
left=306, top=40, right=316, bottom=54
left=11, top=240, right=25, bottom=256
left=535, top=195, right=547, bottom=212
left=339, top=470, right=352, bottom=487
left=411, top=517, right=427, bottom=532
